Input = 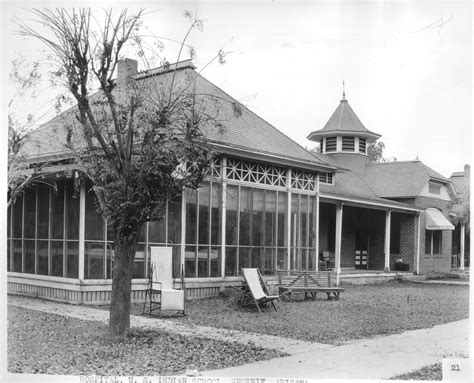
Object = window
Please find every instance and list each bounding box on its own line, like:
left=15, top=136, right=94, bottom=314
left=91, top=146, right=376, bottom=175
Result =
left=359, top=138, right=366, bottom=154
left=425, top=230, right=442, bottom=255
left=325, top=137, right=337, bottom=152
left=319, top=172, right=334, bottom=185
left=342, top=137, right=355, bottom=152
left=428, top=182, right=441, bottom=195
left=390, top=214, right=401, bottom=254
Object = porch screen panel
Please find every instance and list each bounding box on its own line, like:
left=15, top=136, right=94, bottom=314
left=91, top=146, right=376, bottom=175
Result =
left=12, top=194, right=23, bottom=238
left=12, top=194, right=23, bottom=273
left=51, top=240, right=64, bottom=277
left=84, top=183, right=106, bottom=279
left=7, top=206, right=11, bottom=271
left=66, top=241, right=79, bottom=278
left=51, top=182, right=64, bottom=239
left=24, top=188, right=36, bottom=240
left=290, top=194, right=300, bottom=270
left=24, top=188, right=36, bottom=273
left=299, top=195, right=309, bottom=271
left=24, top=239, right=35, bottom=274
left=251, top=188, right=265, bottom=271
left=185, top=188, right=198, bottom=277
left=131, top=224, right=146, bottom=279
left=225, top=185, right=239, bottom=276
left=37, top=240, right=49, bottom=275
left=65, top=180, right=80, bottom=278
left=276, top=191, right=288, bottom=270
left=308, top=196, right=317, bottom=270
left=264, top=190, right=277, bottom=273
left=37, top=184, right=50, bottom=239
left=12, top=240, right=22, bottom=273
left=66, top=182, right=80, bottom=240
left=37, top=185, right=50, bottom=275
left=210, top=183, right=222, bottom=277
left=85, top=183, right=104, bottom=241
left=198, top=184, right=210, bottom=277
left=239, top=187, right=251, bottom=270
left=168, top=199, right=182, bottom=277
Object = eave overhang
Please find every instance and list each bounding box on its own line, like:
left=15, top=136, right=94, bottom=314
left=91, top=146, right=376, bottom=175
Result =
left=319, top=192, right=423, bottom=214
left=210, top=142, right=337, bottom=173
left=307, top=129, right=382, bottom=142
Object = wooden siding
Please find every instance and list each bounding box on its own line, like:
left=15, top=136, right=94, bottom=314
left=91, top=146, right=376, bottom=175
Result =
left=420, top=182, right=451, bottom=201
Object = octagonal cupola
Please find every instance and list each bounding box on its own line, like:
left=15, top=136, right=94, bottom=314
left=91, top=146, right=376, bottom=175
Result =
left=307, top=86, right=381, bottom=155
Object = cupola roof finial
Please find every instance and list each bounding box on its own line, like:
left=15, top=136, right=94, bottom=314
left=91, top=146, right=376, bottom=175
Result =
left=342, top=80, right=346, bottom=101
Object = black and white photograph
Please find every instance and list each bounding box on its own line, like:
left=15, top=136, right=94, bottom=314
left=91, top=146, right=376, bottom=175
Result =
left=1, top=0, right=471, bottom=382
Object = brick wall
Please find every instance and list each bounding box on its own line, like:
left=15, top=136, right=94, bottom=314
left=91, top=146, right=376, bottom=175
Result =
left=391, top=213, right=416, bottom=271
left=368, top=210, right=385, bottom=270
left=392, top=196, right=454, bottom=274
left=416, top=196, right=453, bottom=274
left=341, top=214, right=355, bottom=267
left=318, top=203, right=331, bottom=254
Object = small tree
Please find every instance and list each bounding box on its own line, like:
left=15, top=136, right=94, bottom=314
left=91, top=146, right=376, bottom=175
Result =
left=17, top=8, right=225, bottom=336
left=367, top=141, right=397, bottom=163
left=451, top=190, right=470, bottom=233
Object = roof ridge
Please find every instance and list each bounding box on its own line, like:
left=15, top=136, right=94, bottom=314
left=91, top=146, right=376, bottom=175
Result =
left=366, top=160, right=420, bottom=166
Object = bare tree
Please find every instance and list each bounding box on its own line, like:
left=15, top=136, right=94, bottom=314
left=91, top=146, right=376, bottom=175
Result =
left=17, top=8, right=225, bottom=336
left=8, top=55, right=58, bottom=207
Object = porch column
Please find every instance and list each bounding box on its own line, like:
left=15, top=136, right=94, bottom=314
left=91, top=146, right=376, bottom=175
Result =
left=335, top=203, right=343, bottom=285
left=415, top=212, right=421, bottom=274
left=180, top=187, right=186, bottom=270
left=78, top=180, right=86, bottom=281
left=315, top=176, right=320, bottom=271
left=384, top=211, right=391, bottom=272
left=286, top=169, right=292, bottom=270
left=220, top=157, right=227, bottom=278
left=460, top=224, right=465, bottom=271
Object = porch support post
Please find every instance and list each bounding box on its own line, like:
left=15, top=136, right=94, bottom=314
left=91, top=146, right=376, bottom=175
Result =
left=460, top=224, right=465, bottom=271
left=315, top=175, right=320, bottom=271
left=335, top=203, right=343, bottom=285
left=286, top=169, right=292, bottom=270
left=180, top=187, right=186, bottom=271
left=384, top=210, right=391, bottom=272
left=415, top=212, right=421, bottom=274
left=78, top=180, right=86, bottom=281
left=220, top=156, right=227, bottom=278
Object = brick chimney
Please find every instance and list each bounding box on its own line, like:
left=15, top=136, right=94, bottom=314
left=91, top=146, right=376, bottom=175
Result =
left=117, top=58, right=138, bottom=88
left=464, top=164, right=470, bottom=177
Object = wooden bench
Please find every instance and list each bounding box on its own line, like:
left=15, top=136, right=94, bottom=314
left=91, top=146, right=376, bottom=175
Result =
left=276, top=270, right=344, bottom=301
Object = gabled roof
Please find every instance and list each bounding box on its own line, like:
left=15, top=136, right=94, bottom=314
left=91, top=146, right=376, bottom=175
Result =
left=307, top=95, right=381, bottom=142
left=363, top=160, right=450, bottom=199
left=21, top=61, right=334, bottom=173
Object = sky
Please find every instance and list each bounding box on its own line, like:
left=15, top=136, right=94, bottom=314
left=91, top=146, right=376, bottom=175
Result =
left=2, top=0, right=473, bottom=178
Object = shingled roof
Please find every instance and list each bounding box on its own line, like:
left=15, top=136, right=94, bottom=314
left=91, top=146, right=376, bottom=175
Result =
left=363, top=160, right=450, bottom=198
left=21, top=60, right=334, bottom=172
left=307, top=94, right=381, bottom=142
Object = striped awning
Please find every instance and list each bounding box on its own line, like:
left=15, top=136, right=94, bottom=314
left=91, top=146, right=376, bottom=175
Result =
left=425, top=208, right=454, bottom=230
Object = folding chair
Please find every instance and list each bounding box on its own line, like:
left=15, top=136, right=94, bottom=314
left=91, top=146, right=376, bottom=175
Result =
left=240, top=268, right=280, bottom=313
left=143, top=247, right=185, bottom=316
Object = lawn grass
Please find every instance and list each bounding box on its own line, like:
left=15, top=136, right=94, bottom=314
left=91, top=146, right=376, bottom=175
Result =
left=159, top=281, right=469, bottom=345
left=7, top=306, right=285, bottom=376
left=391, top=363, right=442, bottom=380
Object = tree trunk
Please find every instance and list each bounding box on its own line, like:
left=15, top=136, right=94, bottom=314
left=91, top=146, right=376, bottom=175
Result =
left=109, top=237, right=138, bottom=337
